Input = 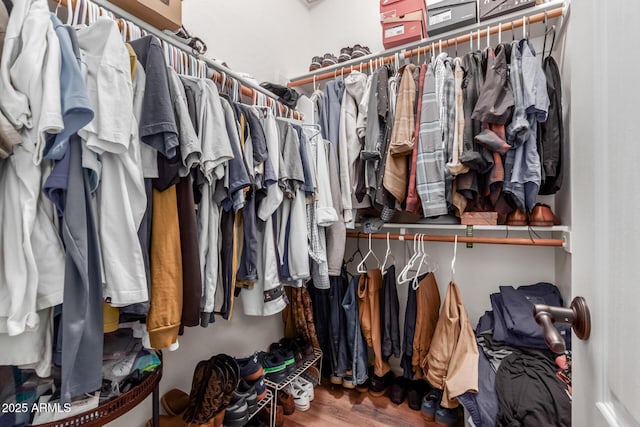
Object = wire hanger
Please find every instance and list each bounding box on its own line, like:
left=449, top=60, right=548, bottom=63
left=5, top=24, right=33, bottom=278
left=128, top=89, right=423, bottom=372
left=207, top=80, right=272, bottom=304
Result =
left=411, top=235, right=436, bottom=290
left=511, top=21, right=516, bottom=41
left=345, top=233, right=365, bottom=267
left=542, top=11, right=557, bottom=62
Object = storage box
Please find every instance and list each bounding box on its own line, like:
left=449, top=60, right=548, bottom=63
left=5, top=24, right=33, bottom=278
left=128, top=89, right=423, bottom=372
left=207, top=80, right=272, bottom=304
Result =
left=380, top=0, right=428, bottom=48
left=460, top=212, right=498, bottom=225
left=109, top=0, right=182, bottom=31
left=479, top=0, right=536, bottom=22
left=427, top=0, right=477, bottom=36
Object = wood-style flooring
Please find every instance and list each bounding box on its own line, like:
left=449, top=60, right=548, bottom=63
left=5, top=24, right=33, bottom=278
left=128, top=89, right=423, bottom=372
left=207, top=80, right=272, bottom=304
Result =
left=283, top=382, right=427, bottom=427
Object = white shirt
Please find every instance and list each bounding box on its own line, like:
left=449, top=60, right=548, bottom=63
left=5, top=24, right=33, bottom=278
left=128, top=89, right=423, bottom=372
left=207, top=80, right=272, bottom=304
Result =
left=77, top=19, right=148, bottom=306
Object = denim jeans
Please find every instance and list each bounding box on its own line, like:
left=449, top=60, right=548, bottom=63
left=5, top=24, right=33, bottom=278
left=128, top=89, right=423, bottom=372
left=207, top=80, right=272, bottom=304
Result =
left=330, top=274, right=350, bottom=378
left=342, top=275, right=368, bottom=385
left=308, top=281, right=331, bottom=376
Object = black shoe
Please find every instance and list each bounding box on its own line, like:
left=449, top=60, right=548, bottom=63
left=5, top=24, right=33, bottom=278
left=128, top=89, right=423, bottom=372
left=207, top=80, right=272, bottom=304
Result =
left=351, top=44, right=371, bottom=59
left=389, top=376, right=409, bottom=404
left=338, top=47, right=353, bottom=62
left=407, top=379, right=430, bottom=411
left=260, top=352, right=288, bottom=383
left=223, top=395, right=249, bottom=427
left=368, top=370, right=395, bottom=397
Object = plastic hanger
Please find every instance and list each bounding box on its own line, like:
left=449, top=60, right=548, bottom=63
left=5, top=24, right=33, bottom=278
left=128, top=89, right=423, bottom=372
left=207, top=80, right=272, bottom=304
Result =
left=486, top=26, right=490, bottom=50
left=398, top=234, right=422, bottom=284
left=498, top=22, right=502, bottom=45
left=411, top=236, right=439, bottom=290
left=380, top=233, right=396, bottom=274
left=542, top=11, right=557, bottom=62
left=356, top=234, right=380, bottom=274
left=511, top=21, right=516, bottom=41
left=450, top=235, right=458, bottom=283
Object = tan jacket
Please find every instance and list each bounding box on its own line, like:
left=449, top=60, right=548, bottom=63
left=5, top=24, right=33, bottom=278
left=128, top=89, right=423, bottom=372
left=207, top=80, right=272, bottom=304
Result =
left=384, top=64, right=416, bottom=203
left=424, top=282, right=478, bottom=408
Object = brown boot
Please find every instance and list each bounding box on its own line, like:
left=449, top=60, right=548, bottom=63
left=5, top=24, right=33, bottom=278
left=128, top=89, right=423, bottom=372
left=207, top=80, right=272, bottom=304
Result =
left=161, top=388, right=190, bottom=416
left=278, top=389, right=296, bottom=415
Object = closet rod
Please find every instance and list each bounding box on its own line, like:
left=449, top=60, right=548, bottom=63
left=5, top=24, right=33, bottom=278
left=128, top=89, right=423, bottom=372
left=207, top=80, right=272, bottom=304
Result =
left=288, top=6, right=563, bottom=88
left=58, top=0, right=302, bottom=119
left=346, top=232, right=564, bottom=248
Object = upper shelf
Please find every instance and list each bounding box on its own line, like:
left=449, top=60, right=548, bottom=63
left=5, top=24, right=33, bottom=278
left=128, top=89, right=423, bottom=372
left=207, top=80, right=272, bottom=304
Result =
left=288, top=0, right=567, bottom=88
left=356, top=223, right=569, bottom=233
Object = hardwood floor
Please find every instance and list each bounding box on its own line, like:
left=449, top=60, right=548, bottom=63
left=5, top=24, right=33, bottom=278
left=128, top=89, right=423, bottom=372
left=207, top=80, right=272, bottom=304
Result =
left=283, top=382, right=427, bottom=427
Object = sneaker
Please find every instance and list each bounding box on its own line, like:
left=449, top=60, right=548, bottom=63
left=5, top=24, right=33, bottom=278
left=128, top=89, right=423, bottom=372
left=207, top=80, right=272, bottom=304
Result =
left=309, top=56, right=323, bottom=71
left=287, top=384, right=310, bottom=412
left=389, top=376, right=409, bottom=405
left=236, top=353, right=264, bottom=382
left=342, top=374, right=356, bottom=390
left=250, top=376, right=268, bottom=401
left=421, top=388, right=443, bottom=422
left=235, top=379, right=258, bottom=414
left=435, top=406, right=459, bottom=427
left=293, top=377, right=314, bottom=401
left=351, top=44, right=371, bottom=59
left=368, top=370, right=395, bottom=397
left=338, top=47, right=353, bottom=62
left=278, top=389, right=296, bottom=415
left=321, top=53, right=338, bottom=67
left=223, top=396, right=249, bottom=427
left=260, top=352, right=288, bottom=383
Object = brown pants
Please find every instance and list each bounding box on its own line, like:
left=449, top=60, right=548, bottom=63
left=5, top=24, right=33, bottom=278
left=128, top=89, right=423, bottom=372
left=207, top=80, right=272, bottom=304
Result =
left=412, top=273, right=441, bottom=379
left=358, top=269, right=391, bottom=377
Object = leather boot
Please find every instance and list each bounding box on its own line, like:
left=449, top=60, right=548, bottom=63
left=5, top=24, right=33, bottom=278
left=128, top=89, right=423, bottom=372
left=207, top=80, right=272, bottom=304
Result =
left=529, top=204, right=560, bottom=226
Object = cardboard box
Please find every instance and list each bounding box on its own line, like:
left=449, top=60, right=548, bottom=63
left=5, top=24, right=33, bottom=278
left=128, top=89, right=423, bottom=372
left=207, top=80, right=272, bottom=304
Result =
left=479, top=0, right=536, bottom=22
left=109, top=0, right=182, bottom=31
left=382, top=19, right=426, bottom=48
left=427, top=0, right=477, bottom=36
left=380, top=0, right=428, bottom=48
left=460, top=212, right=498, bottom=225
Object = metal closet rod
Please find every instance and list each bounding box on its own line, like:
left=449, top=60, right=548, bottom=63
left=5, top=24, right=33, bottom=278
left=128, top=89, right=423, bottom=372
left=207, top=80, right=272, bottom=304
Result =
left=288, top=6, right=563, bottom=88
left=58, top=0, right=302, bottom=119
left=346, top=231, right=564, bottom=247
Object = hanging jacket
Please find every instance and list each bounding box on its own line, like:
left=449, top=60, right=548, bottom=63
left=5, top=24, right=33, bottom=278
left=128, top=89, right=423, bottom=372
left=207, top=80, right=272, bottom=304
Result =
left=424, top=282, right=479, bottom=409
left=383, top=64, right=416, bottom=203
left=538, top=55, right=564, bottom=195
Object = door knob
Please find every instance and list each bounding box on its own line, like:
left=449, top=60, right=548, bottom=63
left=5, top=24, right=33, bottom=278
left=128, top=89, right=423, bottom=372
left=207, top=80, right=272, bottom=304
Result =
left=533, top=296, right=591, bottom=354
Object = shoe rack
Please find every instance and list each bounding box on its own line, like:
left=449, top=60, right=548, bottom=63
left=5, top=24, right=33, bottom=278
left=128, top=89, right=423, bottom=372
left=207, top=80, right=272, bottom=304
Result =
left=263, top=348, right=323, bottom=427
left=246, top=389, right=273, bottom=426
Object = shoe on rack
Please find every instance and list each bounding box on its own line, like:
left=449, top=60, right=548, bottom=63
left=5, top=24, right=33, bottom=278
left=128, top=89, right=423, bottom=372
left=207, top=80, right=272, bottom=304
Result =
left=421, top=388, right=443, bottom=422
left=300, top=365, right=321, bottom=387
left=250, top=376, right=268, bottom=401
left=287, top=383, right=311, bottom=412
left=342, top=374, right=356, bottom=390
left=338, top=46, right=353, bottom=62
left=368, top=370, right=395, bottom=397
left=321, top=53, right=338, bottom=67
left=258, top=404, right=284, bottom=427
left=278, top=389, right=296, bottom=415
left=223, top=396, right=249, bottom=427
left=530, top=203, right=561, bottom=226
left=236, top=353, right=264, bottom=382
left=506, top=208, right=528, bottom=226
left=293, top=376, right=315, bottom=401
left=406, top=379, right=430, bottom=411
left=235, top=379, right=258, bottom=414
left=309, top=56, right=323, bottom=71
left=260, top=352, right=288, bottom=383
left=389, top=376, right=409, bottom=405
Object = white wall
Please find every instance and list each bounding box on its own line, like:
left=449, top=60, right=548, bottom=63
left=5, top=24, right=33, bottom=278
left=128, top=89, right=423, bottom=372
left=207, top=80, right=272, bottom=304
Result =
left=182, top=0, right=313, bottom=83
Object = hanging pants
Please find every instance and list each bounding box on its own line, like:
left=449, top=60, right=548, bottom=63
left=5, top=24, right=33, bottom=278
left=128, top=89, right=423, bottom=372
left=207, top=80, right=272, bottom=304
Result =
left=357, top=269, right=391, bottom=377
